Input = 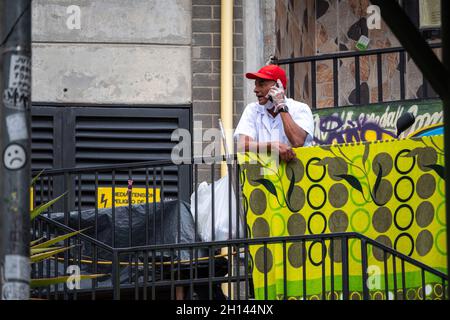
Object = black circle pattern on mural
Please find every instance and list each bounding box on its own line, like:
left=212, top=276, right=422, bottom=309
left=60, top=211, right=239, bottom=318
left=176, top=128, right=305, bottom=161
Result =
left=395, top=149, right=416, bottom=174
left=307, top=212, right=327, bottom=235
left=394, top=204, right=414, bottom=231
left=416, top=201, right=434, bottom=228
left=242, top=194, right=249, bottom=215
left=288, top=186, right=306, bottom=212
left=373, top=235, right=392, bottom=261
left=308, top=241, right=326, bottom=266
left=327, top=158, right=349, bottom=181
left=416, top=230, right=433, bottom=257
left=286, top=158, right=304, bottom=183
left=329, top=183, right=348, bottom=208
left=248, top=251, right=254, bottom=273
left=255, top=246, right=273, bottom=273
left=249, top=189, right=267, bottom=215
left=372, top=152, right=393, bottom=177
left=307, top=184, right=327, bottom=210
left=306, top=157, right=326, bottom=182
left=417, top=147, right=437, bottom=172
left=372, top=207, right=392, bottom=233
left=287, top=213, right=306, bottom=236
left=252, top=218, right=270, bottom=238
left=394, top=176, right=415, bottom=203
left=329, top=210, right=349, bottom=233
left=416, top=174, right=436, bottom=200
left=288, top=242, right=304, bottom=268
left=394, top=233, right=415, bottom=256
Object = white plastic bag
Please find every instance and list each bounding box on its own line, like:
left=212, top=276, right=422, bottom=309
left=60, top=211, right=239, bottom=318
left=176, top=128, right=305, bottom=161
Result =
left=190, top=174, right=243, bottom=242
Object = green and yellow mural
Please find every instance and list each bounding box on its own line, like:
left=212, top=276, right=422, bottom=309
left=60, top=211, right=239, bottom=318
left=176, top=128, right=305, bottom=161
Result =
left=239, top=135, right=446, bottom=300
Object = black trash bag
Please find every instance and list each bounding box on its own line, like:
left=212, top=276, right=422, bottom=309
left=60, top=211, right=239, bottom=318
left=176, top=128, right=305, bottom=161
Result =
left=32, top=200, right=227, bottom=295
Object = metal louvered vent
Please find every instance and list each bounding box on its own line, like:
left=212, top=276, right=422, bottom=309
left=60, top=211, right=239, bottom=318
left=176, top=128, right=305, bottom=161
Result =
left=31, top=107, right=63, bottom=207
left=31, top=115, right=55, bottom=170
left=72, top=107, right=191, bottom=208
left=75, top=116, right=178, bottom=165
left=31, top=105, right=192, bottom=210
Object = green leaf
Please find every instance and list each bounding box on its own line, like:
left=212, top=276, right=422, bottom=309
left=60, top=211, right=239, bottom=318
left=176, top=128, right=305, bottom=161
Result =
left=30, top=274, right=107, bottom=288
left=372, top=163, right=383, bottom=205
left=30, top=192, right=67, bottom=221
left=320, top=145, right=332, bottom=152
left=31, top=247, right=62, bottom=255
left=32, top=228, right=89, bottom=249
left=30, top=237, right=45, bottom=247
left=286, top=167, right=297, bottom=212
left=425, top=164, right=445, bottom=180
left=362, top=143, right=370, bottom=169
left=31, top=169, right=46, bottom=187
left=336, top=174, right=363, bottom=194
left=31, top=246, right=76, bottom=264
left=254, top=178, right=278, bottom=198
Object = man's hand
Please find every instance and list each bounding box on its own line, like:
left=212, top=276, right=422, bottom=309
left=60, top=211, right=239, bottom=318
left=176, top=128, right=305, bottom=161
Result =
left=271, top=141, right=296, bottom=162
left=268, top=79, right=287, bottom=112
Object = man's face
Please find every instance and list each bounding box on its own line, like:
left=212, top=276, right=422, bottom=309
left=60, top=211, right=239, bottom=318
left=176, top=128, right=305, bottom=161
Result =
left=254, top=78, right=276, bottom=105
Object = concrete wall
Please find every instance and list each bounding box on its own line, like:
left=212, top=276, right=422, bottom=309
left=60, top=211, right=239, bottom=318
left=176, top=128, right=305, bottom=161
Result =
left=31, top=0, right=192, bottom=104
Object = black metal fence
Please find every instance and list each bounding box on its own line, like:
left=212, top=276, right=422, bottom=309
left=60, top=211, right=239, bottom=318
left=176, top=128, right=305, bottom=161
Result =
left=274, top=43, right=442, bottom=109
left=30, top=158, right=447, bottom=300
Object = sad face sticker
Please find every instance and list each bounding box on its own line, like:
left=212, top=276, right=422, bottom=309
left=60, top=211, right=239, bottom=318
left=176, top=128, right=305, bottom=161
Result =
left=3, top=144, right=26, bottom=170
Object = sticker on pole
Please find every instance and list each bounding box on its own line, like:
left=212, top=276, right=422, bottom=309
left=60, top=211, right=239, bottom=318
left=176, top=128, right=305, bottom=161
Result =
left=4, top=255, right=30, bottom=282
left=3, top=143, right=27, bottom=170
left=6, top=113, right=28, bottom=142
left=8, top=54, right=31, bottom=94
left=2, top=54, right=31, bottom=111
left=1, top=282, right=29, bottom=300
left=97, top=187, right=161, bottom=209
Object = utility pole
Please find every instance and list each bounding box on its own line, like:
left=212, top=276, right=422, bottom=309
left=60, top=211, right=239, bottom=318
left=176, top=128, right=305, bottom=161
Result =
left=0, top=0, right=32, bottom=300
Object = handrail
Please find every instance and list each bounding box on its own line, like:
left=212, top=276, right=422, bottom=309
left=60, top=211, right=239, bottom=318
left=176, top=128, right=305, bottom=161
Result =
left=36, top=215, right=114, bottom=252
left=33, top=215, right=448, bottom=281
left=274, top=43, right=442, bottom=65
left=31, top=155, right=237, bottom=176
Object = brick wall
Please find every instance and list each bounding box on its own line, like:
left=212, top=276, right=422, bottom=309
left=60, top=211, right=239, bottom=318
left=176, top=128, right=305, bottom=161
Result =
left=192, top=0, right=244, bottom=182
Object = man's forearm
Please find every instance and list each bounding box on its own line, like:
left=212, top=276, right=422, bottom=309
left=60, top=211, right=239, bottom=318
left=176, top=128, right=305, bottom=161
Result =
left=280, top=112, right=307, bottom=147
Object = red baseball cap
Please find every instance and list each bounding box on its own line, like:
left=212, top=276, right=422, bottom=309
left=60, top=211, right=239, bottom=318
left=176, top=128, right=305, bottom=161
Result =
left=245, top=65, right=287, bottom=89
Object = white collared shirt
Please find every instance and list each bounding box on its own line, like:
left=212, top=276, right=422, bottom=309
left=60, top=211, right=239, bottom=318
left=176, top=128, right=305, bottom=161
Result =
left=234, top=98, right=314, bottom=147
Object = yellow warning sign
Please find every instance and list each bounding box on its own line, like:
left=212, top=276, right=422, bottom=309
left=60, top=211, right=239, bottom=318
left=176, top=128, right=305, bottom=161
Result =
left=97, top=187, right=161, bottom=209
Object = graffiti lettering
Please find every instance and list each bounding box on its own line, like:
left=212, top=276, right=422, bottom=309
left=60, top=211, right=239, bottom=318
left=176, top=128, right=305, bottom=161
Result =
left=313, top=101, right=443, bottom=145
left=2, top=87, right=30, bottom=111
left=9, top=55, right=31, bottom=95
left=314, top=115, right=396, bottom=145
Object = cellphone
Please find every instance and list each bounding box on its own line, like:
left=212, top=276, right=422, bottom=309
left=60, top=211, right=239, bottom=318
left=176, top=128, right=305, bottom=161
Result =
left=268, top=80, right=280, bottom=102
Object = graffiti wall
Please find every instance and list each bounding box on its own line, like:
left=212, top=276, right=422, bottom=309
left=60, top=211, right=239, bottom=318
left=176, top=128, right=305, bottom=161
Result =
left=313, top=99, right=443, bottom=145
left=240, top=135, right=446, bottom=300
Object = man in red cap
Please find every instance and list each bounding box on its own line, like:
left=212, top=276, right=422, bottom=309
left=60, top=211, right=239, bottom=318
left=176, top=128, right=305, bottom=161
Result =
left=234, top=64, right=314, bottom=162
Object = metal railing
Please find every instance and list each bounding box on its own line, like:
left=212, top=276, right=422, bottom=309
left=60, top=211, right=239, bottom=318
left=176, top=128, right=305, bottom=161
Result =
left=274, top=43, right=442, bottom=109
left=31, top=158, right=447, bottom=300
left=32, top=216, right=447, bottom=300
